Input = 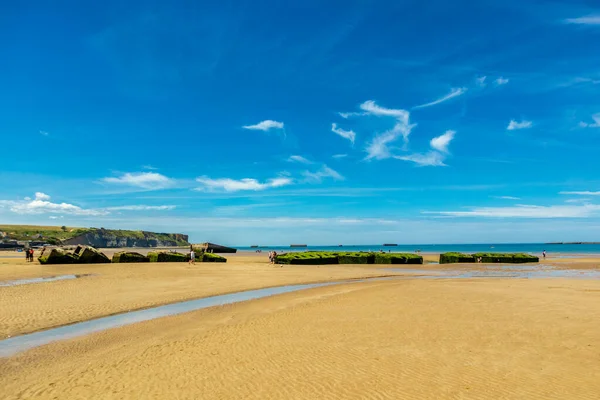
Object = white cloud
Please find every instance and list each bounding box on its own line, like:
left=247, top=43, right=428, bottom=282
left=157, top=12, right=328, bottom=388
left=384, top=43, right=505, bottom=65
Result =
left=107, top=205, right=177, bottom=211
left=493, top=196, right=521, bottom=200
left=5, top=193, right=108, bottom=216
left=507, top=119, right=532, bottom=130
left=359, top=100, right=411, bottom=123
left=48, top=215, right=63, bottom=219
left=341, top=100, right=415, bottom=160
left=365, top=123, right=410, bottom=160
left=102, top=172, right=174, bottom=190
left=495, top=77, right=509, bottom=85
left=35, top=192, right=50, bottom=201
left=332, top=154, right=348, bottom=159
left=394, top=151, right=446, bottom=167
left=195, top=176, right=293, bottom=192
left=242, top=120, right=284, bottom=131
left=338, top=112, right=359, bottom=119
left=396, top=130, right=455, bottom=167
left=565, top=198, right=591, bottom=204
left=413, top=87, right=467, bottom=109
left=302, top=165, right=345, bottom=183
left=424, top=204, right=600, bottom=218
left=142, top=165, right=158, bottom=170
left=287, top=155, right=313, bottom=164
left=430, top=130, right=455, bottom=153
left=331, top=123, right=356, bottom=144
left=39, top=130, right=49, bottom=136
left=476, top=76, right=487, bottom=87
left=578, top=113, right=600, bottom=128
left=564, top=15, right=600, bottom=25
left=560, top=191, right=600, bottom=196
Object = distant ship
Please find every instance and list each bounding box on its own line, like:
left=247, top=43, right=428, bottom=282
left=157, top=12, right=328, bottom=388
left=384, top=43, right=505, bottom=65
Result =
left=383, top=243, right=398, bottom=247
left=290, top=244, right=307, bottom=248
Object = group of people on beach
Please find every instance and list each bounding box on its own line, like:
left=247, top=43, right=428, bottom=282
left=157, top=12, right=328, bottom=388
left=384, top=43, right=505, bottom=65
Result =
left=268, top=251, right=278, bottom=264
left=24, top=248, right=35, bottom=262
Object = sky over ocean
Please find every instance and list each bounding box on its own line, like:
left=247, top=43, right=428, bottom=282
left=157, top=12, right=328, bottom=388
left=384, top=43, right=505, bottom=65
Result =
left=1, top=0, right=600, bottom=245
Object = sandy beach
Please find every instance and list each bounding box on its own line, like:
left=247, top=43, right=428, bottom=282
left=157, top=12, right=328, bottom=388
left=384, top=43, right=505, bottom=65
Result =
left=1, top=252, right=600, bottom=399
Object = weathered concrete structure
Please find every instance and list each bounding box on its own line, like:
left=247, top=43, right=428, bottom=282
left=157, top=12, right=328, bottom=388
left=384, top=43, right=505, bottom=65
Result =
left=192, top=243, right=237, bottom=254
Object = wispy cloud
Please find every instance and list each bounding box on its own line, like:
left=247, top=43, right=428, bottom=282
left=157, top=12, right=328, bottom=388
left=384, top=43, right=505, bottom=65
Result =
left=102, top=172, right=174, bottom=190
left=287, top=155, right=313, bottom=164
left=396, top=130, right=456, bottom=167
left=331, top=123, right=356, bottom=144
left=564, top=15, right=600, bottom=25
left=107, top=205, right=176, bottom=211
left=495, top=77, right=509, bottom=85
left=212, top=202, right=293, bottom=216
left=565, top=198, right=591, bottom=204
left=579, top=113, right=600, bottom=128
left=476, top=76, right=487, bottom=87
left=507, top=119, right=533, bottom=130
left=430, top=130, right=455, bottom=153
left=332, top=154, right=348, bottom=159
left=492, top=196, right=521, bottom=200
left=39, top=130, right=49, bottom=136
left=359, top=100, right=411, bottom=122
left=560, top=190, right=600, bottom=196
left=1, top=192, right=107, bottom=216
left=142, top=165, right=158, bottom=170
left=413, top=87, right=467, bottom=109
left=395, top=151, right=446, bottom=167
left=242, top=120, right=284, bottom=131
left=195, top=176, right=293, bottom=192
left=341, top=100, right=415, bottom=160
left=365, top=124, right=406, bottom=160
left=302, top=165, right=344, bottom=183
left=424, top=204, right=600, bottom=218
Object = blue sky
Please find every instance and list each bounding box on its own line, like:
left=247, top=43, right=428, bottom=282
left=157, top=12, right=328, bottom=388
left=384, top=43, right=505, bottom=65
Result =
left=2, top=0, right=600, bottom=245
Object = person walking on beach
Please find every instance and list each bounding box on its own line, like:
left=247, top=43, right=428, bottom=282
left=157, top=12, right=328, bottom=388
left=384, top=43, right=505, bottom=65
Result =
left=542, top=250, right=546, bottom=259
left=189, top=248, right=195, bottom=265
left=271, top=251, right=277, bottom=264
left=29, top=248, right=34, bottom=262
left=25, top=248, right=30, bottom=262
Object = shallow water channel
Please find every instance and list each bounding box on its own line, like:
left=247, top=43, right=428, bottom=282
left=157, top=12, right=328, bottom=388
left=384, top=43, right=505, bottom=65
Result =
left=0, top=274, right=94, bottom=287
left=1, top=266, right=599, bottom=357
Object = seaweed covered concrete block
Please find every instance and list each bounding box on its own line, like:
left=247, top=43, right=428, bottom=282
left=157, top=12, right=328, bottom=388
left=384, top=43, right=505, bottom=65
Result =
left=440, top=252, right=539, bottom=264
left=202, top=253, right=227, bottom=263
left=148, top=251, right=188, bottom=263
left=112, top=251, right=150, bottom=263
left=38, top=248, right=78, bottom=265
left=374, top=253, right=423, bottom=264
left=276, top=251, right=422, bottom=265
left=74, top=245, right=111, bottom=264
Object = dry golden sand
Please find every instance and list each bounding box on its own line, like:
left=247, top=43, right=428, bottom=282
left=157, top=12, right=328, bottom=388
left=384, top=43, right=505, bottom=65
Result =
left=1, top=252, right=600, bottom=399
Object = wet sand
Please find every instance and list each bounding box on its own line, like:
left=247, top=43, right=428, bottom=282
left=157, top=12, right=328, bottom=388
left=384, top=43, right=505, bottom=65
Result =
left=1, top=252, right=600, bottom=399
left=0, top=253, right=414, bottom=338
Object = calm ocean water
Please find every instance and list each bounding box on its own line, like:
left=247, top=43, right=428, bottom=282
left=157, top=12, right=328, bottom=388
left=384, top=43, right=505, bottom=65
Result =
left=237, top=243, right=600, bottom=255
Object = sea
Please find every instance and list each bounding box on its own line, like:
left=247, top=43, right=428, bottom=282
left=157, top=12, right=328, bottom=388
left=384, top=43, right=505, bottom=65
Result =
left=236, top=243, right=600, bottom=255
